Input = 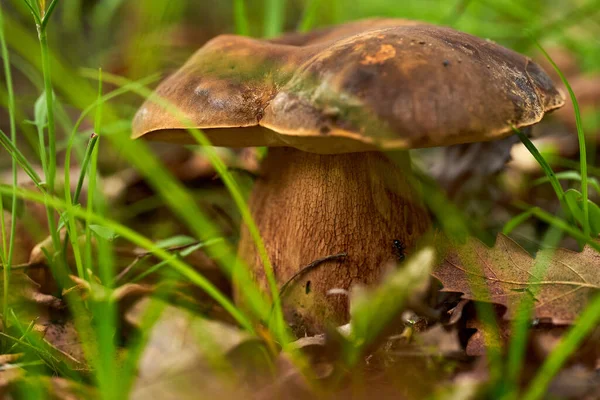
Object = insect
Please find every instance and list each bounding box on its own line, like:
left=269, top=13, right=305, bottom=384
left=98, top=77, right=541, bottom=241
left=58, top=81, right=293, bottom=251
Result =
left=393, top=239, right=406, bottom=262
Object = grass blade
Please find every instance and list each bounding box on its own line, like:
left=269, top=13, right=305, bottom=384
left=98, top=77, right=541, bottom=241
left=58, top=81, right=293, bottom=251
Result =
left=264, top=0, right=285, bottom=37
left=534, top=41, right=590, bottom=238
left=514, top=128, right=565, bottom=201
left=233, top=0, right=249, bottom=36
left=21, top=0, right=42, bottom=25
left=522, top=292, right=600, bottom=400
left=0, top=130, right=43, bottom=187
left=522, top=205, right=600, bottom=252
left=81, top=69, right=288, bottom=343
left=0, top=183, right=253, bottom=331
left=503, top=226, right=563, bottom=398
left=533, top=171, right=600, bottom=194
left=40, top=0, right=60, bottom=29
left=0, top=1, right=20, bottom=332
left=298, top=0, right=320, bottom=32
left=502, top=209, right=535, bottom=235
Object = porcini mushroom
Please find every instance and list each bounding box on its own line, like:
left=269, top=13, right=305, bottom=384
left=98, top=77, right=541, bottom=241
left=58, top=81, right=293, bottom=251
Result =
left=132, top=19, right=564, bottom=335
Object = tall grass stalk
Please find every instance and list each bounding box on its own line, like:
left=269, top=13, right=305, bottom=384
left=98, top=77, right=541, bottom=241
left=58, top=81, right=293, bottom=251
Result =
left=522, top=292, right=600, bottom=400
left=506, top=45, right=593, bottom=397
left=0, top=2, right=19, bottom=332
left=0, top=131, right=43, bottom=186
left=85, top=70, right=104, bottom=278
left=413, top=169, right=504, bottom=383
left=513, top=129, right=565, bottom=204
left=83, top=70, right=288, bottom=343
left=503, top=226, right=563, bottom=398
left=233, top=0, right=249, bottom=36
left=21, top=0, right=63, bottom=282
left=38, top=22, right=57, bottom=196
left=535, top=42, right=590, bottom=238
left=523, top=206, right=600, bottom=252
left=264, top=0, right=285, bottom=37
left=298, top=0, right=320, bottom=32
left=88, top=113, right=119, bottom=400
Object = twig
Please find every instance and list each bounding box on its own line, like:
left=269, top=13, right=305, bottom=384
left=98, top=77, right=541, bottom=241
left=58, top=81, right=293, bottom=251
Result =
left=0, top=261, right=45, bottom=270
left=117, top=242, right=202, bottom=258
left=113, top=241, right=209, bottom=283
left=279, top=252, right=347, bottom=297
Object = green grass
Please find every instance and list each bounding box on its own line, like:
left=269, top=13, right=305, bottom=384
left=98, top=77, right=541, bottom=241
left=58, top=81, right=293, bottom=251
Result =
left=263, top=0, right=286, bottom=37
left=0, top=0, right=599, bottom=398
left=0, top=1, right=18, bottom=335
left=500, top=44, right=598, bottom=398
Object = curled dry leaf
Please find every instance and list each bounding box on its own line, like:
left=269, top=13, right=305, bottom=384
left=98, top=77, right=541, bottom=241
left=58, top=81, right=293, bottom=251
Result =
left=0, top=271, right=63, bottom=310
left=29, top=231, right=93, bottom=267
left=433, top=234, right=600, bottom=324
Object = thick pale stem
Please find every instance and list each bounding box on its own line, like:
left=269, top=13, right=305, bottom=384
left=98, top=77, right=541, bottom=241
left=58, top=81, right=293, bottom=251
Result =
left=238, top=147, right=431, bottom=335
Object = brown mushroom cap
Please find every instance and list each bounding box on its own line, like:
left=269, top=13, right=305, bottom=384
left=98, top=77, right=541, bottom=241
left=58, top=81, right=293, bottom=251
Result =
left=132, top=19, right=565, bottom=154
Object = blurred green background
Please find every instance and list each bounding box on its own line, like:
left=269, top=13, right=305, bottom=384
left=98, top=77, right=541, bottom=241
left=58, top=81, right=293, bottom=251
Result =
left=1, top=0, right=599, bottom=140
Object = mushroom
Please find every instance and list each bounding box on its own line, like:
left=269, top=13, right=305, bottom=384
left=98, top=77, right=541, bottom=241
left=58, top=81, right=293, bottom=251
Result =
left=132, top=19, right=564, bottom=335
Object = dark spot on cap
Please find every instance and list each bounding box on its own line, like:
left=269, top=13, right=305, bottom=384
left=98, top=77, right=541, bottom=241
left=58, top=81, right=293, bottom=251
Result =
left=418, top=41, right=426, bottom=45
left=305, top=280, right=312, bottom=294
left=443, top=60, right=450, bottom=67
left=320, top=126, right=331, bottom=135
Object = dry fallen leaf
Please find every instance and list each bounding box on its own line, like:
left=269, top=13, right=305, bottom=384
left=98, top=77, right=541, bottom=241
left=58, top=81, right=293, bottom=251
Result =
left=417, top=325, right=464, bottom=357
left=464, top=316, right=511, bottom=357
left=0, top=354, right=23, bottom=365
left=547, top=364, right=600, bottom=400
left=433, top=234, right=600, bottom=324
left=0, top=368, right=23, bottom=397
left=127, top=298, right=270, bottom=400
left=38, top=320, right=89, bottom=371
left=0, top=271, right=64, bottom=311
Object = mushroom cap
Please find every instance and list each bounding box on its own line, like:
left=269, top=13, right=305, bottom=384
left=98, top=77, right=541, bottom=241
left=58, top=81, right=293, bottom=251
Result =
left=132, top=19, right=565, bottom=154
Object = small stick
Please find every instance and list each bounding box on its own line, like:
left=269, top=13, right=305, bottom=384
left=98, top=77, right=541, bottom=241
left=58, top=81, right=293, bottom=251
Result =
left=279, top=252, right=347, bottom=297
left=0, top=261, right=45, bottom=270
left=113, top=242, right=201, bottom=258
left=113, top=238, right=226, bottom=283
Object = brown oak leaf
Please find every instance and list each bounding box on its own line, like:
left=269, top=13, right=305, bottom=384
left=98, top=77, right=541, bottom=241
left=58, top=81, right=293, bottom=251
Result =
left=433, top=234, right=600, bottom=324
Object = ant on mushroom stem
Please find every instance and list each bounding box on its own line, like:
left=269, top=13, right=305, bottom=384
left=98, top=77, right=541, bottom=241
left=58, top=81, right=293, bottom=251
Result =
left=393, top=239, right=406, bottom=263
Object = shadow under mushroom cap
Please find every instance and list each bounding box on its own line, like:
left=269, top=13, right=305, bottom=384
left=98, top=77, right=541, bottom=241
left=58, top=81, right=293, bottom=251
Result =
left=132, top=19, right=565, bottom=154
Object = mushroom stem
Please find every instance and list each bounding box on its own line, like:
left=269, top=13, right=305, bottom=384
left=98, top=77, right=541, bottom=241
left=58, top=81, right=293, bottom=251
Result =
left=237, top=147, right=431, bottom=335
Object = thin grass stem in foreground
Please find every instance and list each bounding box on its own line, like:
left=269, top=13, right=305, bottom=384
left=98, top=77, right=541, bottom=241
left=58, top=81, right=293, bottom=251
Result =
left=264, top=0, right=285, bottom=37
left=298, top=0, right=320, bottom=32
left=0, top=183, right=253, bottom=331
left=81, top=69, right=288, bottom=343
left=0, top=2, right=19, bottom=331
left=503, top=226, right=563, bottom=398
left=233, top=0, right=249, bottom=36
left=535, top=41, right=590, bottom=238
left=522, top=292, right=600, bottom=400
